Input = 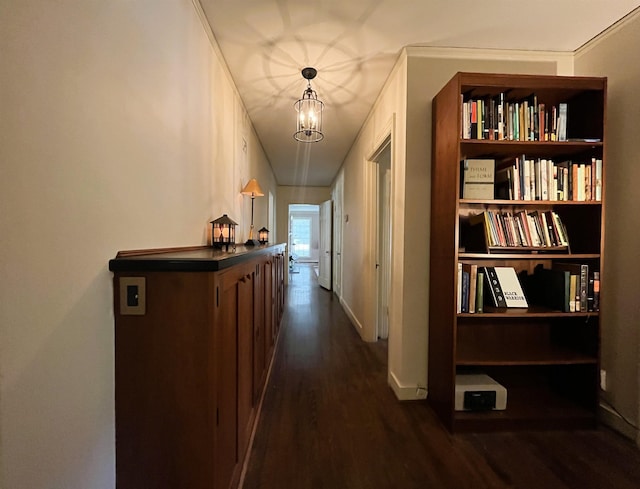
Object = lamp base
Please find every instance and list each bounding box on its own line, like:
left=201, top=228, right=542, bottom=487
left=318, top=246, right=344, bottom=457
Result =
left=244, top=239, right=261, bottom=246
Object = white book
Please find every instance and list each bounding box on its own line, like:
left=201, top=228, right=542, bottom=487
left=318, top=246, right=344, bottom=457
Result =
left=595, top=158, right=603, bottom=201
left=558, top=103, right=568, bottom=141
left=523, top=160, right=531, bottom=201
left=497, top=93, right=505, bottom=140
left=493, top=267, right=528, bottom=307
left=529, top=159, right=536, bottom=200
left=540, top=159, right=548, bottom=200
left=548, top=159, right=555, bottom=201
left=526, top=214, right=539, bottom=246
left=463, top=159, right=495, bottom=199
left=577, top=164, right=585, bottom=201
left=534, top=159, right=542, bottom=200
left=512, top=163, right=520, bottom=200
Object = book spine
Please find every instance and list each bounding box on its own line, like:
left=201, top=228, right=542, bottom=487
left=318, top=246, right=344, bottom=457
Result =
left=497, top=93, right=504, bottom=140
left=528, top=159, right=536, bottom=200
left=592, top=271, right=600, bottom=311
left=457, top=262, right=462, bottom=313
left=540, top=159, right=548, bottom=200
left=558, top=103, right=568, bottom=141
left=547, top=160, right=558, bottom=200
left=588, top=274, right=595, bottom=312
left=476, top=271, right=484, bottom=313
left=483, top=267, right=507, bottom=308
left=471, top=101, right=477, bottom=140
left=469, top=264, right=478, bottom=313
left=595, top=158, right=603, bottom=201
left=569, top=274, right=577, bottom=312
left=579, top=264, right=589, bottom=312
left=462, top=268, right=470, bottom=313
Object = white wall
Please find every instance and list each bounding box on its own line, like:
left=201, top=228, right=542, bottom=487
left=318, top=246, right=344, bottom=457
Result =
left=0, top=1, right=275, bottom=487
left=574, top=9, right=640, bottom=443
left=335, top=47, right=571, bottom=400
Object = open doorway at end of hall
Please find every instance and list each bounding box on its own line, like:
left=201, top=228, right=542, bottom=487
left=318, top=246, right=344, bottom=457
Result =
left=288, top=204, right=320, bottom=275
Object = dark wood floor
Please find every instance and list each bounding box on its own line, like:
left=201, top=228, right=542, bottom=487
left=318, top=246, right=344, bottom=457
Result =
left=242, top=264, right=640, bottom=489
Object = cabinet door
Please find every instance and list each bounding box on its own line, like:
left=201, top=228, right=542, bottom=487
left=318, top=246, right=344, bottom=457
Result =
left=275, top=253, right=285, bottom=327
left=115, top=271, right=215, bottom=489
left=253, top=262, right=266, bottom=402
left=264, top=258, right=274, bottom=359
left=237, top=267, right=254, bottom=464
left=216, top=273, right=239, bottom=489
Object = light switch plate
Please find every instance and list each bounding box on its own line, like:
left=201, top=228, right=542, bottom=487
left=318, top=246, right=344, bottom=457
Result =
left=119, top=277, right=146, bottom=315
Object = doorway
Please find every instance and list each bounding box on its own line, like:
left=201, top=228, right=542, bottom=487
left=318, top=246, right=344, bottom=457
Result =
left=288, top=204, right=320, bottom=274
left=371, top=135, right=392, bottom=340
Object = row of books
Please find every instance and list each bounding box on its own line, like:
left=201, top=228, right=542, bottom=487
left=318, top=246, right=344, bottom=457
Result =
left=457, top=265, right=528, bottom=313
left=521, top=264, right=600, bottom=313
left=469, top=209, right=569, bottom=249
left=495, top=156, right=603, bottom=202
left=458, top=264, right=600, bottom=313
left=461, top=94, right=568, bottom=142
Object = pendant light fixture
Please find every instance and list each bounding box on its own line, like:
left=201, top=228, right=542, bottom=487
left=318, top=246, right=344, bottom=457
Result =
left=294, top=67, right=324, bottom=143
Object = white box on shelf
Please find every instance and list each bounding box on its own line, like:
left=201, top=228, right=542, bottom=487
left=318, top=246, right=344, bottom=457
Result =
left=455, top=374, right=507, bottom=411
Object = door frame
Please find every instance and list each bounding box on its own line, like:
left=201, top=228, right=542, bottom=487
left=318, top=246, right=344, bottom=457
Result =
left=367, top=118, right=394, bottom=342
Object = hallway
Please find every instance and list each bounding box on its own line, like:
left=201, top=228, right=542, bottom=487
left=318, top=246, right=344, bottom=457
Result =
left=242, top=265, right=640, bottom=489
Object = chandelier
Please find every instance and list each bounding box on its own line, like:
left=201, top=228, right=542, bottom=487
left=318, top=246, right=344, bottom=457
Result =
left=294, top=67, right=324, bottom=143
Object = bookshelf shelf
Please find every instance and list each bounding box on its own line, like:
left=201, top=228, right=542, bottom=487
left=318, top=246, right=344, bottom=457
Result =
left=459, top=253, right=599, bottom=260
left=460, top=199, right=602, bottom=206
left=428, top=72, right=606, bottom=433
left=456, top=343, right=598, bottom=366
left=461, top=140, right=603, bottom=160
left=454, top=385, right=596, bottom=431
left=458, top=309, right=599, bottom=318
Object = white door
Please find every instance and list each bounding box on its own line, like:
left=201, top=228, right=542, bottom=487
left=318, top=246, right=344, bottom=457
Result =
left=378, top=164, right=391, bottom=339
left=318, top=200, right=332, bottom=290
left=332, top=171, right=344, bottom=296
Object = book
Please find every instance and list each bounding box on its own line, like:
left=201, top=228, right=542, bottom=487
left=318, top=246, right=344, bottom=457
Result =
left=553, top=263, right=589, bottom=312
left=558, top=103, right=568, bottom=141
left=457, top=262, right=462, bottom=313
left=483, top=266, right=528, bottom=308
left=594, top=158, right=603, bottom=201
left=476, top=271, right=484, bottom=313
left=592, top=271, right=600, bottom=311
left=469, top=264, right=478, bottom=313
left=569, top=274, right=578, bottom=312
left=483, top=267, right=507, bottom=308
left=462, top=267, right=470, bottom=313
left=468, top=212, right=495, bottom=250
left=462, top=159, right=495, bottom=199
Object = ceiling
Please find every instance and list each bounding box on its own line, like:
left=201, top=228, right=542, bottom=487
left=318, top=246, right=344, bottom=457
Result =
left=199, top=0, right=639, bottom=187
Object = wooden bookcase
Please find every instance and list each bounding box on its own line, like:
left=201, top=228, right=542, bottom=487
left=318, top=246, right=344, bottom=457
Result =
left=428, top=72, right=606, bottom=432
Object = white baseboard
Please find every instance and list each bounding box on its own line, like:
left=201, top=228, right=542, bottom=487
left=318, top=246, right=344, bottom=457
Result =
left=339, top=296, right=363, bottom=333
left=598, top=403, right=638, bottom=441
left=388, top=371, right=428, bottom=401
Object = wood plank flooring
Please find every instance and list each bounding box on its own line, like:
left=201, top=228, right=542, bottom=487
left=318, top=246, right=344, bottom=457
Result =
left=242, top=264, right=640, bottom=489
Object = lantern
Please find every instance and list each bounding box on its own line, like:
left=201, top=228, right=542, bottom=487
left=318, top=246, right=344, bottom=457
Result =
left=210, top=214, right=237, bottom=252
left=258, top=227, right=269, bottom=245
